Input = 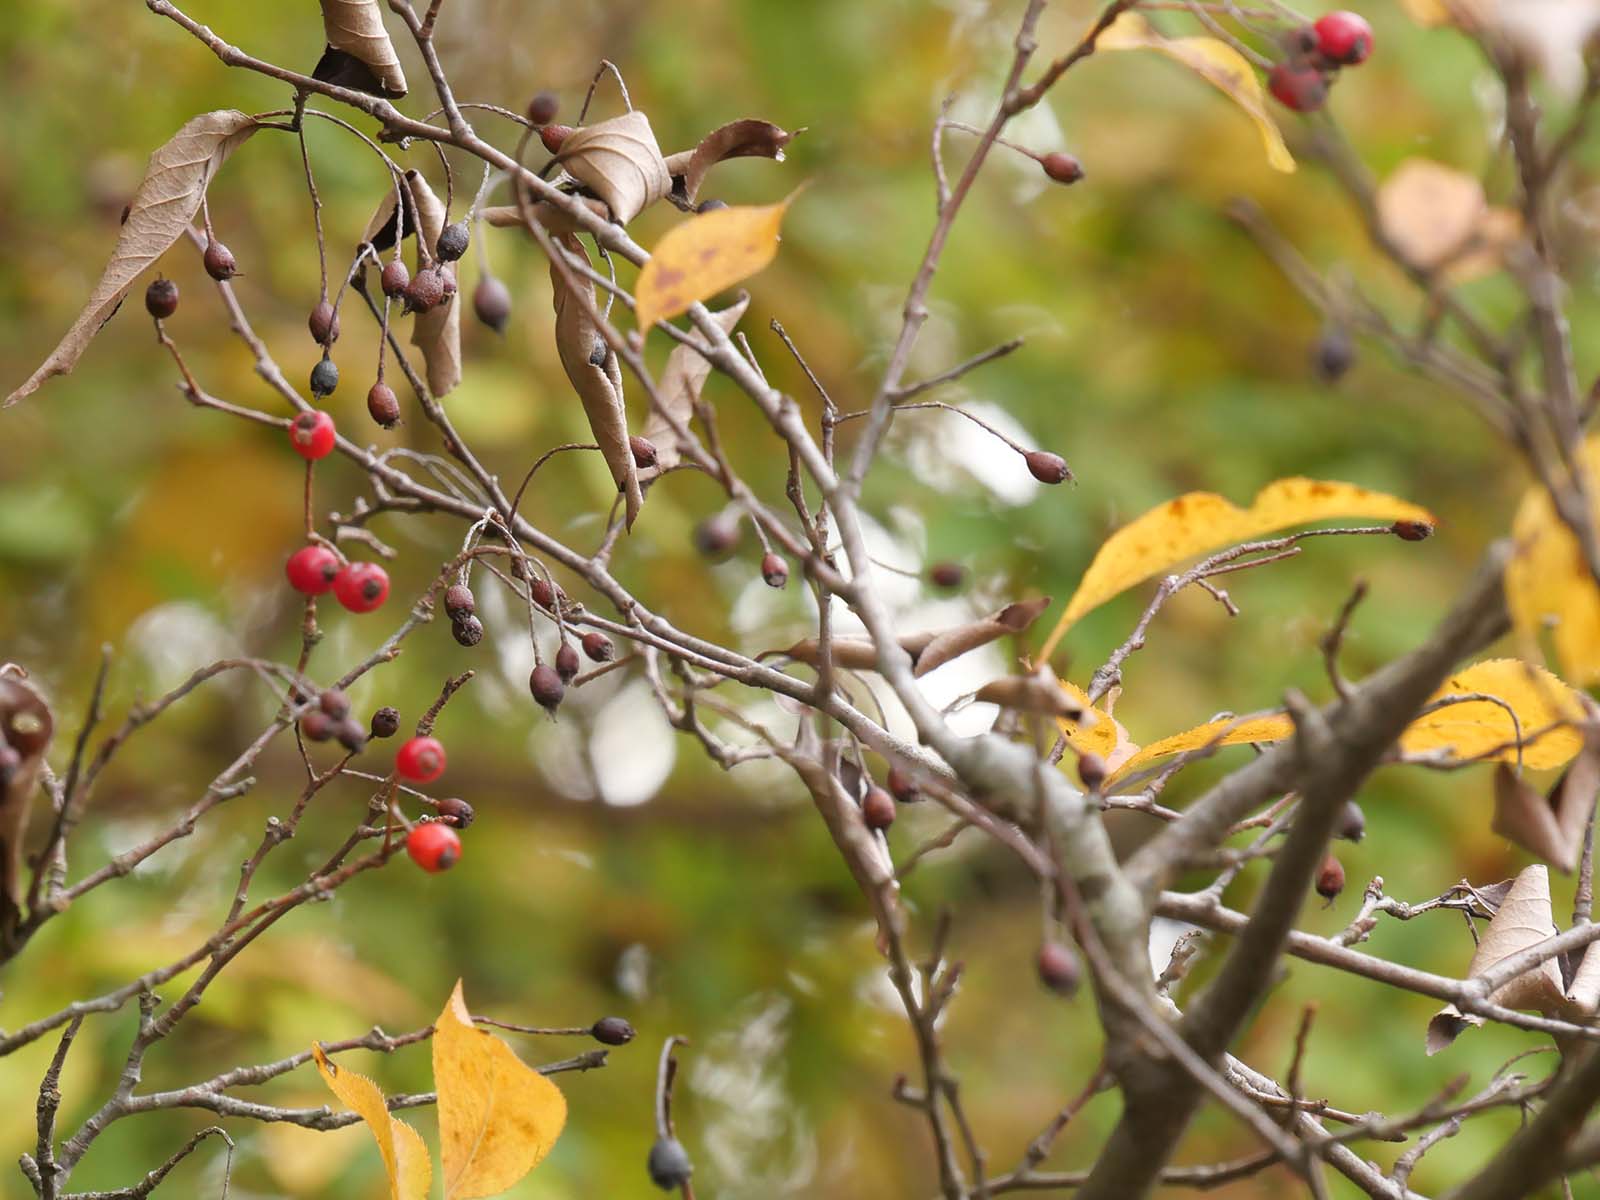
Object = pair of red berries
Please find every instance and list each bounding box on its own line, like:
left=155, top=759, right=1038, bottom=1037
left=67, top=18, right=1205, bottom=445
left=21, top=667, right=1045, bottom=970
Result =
left=395, top=735, right=462, bottom=872
left=285, top=546, right=391, bottom=612
left=1268, top=11, right=1373, bottom=114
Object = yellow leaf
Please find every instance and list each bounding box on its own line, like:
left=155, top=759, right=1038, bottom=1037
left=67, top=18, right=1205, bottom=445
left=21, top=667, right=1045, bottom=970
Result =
left=435, top=979, right=567, bottom=1199
left=1505, top=437, right=1600, bottom=685
left=1039, top=478, right=1436, bottom=659
left=1108, top=712, right=1295, bottom=784
left=1398, top=0, right=1452, bottom=25
left=1054, top=682, right=1140, bottom=775
left=1402, top=659, right=1584, bottom=770
left=312, top=1044, right=433, bottom=1200
left=1098, top=13, right=1294, bottom=174
left=635, top=198, right=792, bottom=331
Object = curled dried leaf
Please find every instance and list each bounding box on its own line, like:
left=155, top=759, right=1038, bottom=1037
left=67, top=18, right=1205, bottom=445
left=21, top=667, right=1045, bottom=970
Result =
left=318, top=0, right=407, bottom=97
left=774, top=597, right=1051, bottom=676
left=550, top=234, right=643, bottom=528
left=0, top=675, right=53, bottom=937
left=664, top=118, right=799, bottom=206
left=974, top=667, right=1084, bottom=717
left=1492, top=738, right=1600, bottom=873
left=312, top=1044, right=432, bottom=1200
left=639, top=293, right=749, bottom=479
left=556, top=111, right=671, bottom=226
left=361, top=183, right=416, bottom=252
left=480, top=196, right=611, bottom=239
left=8, top=110, right=258, bottom=406
left=405, top=171, right=461, bottom=398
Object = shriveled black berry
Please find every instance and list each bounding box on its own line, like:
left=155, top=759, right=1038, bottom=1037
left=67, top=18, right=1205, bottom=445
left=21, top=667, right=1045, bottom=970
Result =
left=590, top=1015, right=634, bottom=1045
left=144, top=277, right=179, bottom=319
left=529, top=577, right=558, bottom=611
left=452, top=615, right=485, bottom=647
left=334, top=717, right=367, bottom=753
left=1313, top=325, right=1355, bottom=383
left=444, top=584, right=476, bottom=620
left=555, top=643, right=580, bottom=683
left=436, top=220, right=470, bottom=262
left=404, top=268, right=446, bottom=314
left=310, top=356, right=340, bottom=398
left=473, top=275, right=512, bottom=334
left=647, top=1138, right=693, bottom=1191
left=862, top=785, right=896, bottom=831
left=1025, top=450, right=1072, bottom=485
left=629, top=435, right=658, bottom=469
left=380, top=259, right=410, bottom=299
left=203, top=239, right=238, bottom=281
left=309, top=300, right=340, bottom=346
left=760, top=553, right=789, bottom=589
left=369, top=706, right=401, bottom=739
left=319, top=688, right=351, bottom=719
left=301, top=710, right=336, bottom=742
left=527, top=90, right=560, bottom=125
left=1037, top=941, right=1081, bottom=996
left=368, top=381, right=400, bottom=429
left=530, top=664, right=565, bottom=713
left=436, top=796, right=476, bottom=828
left=581, top=631, right=615, bottom=662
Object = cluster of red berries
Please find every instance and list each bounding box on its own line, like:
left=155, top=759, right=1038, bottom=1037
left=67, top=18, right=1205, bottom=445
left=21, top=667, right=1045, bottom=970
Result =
left=393, top=734, right=470, bottom=872
left=1267, top=10, right=1373, bottom=113
left=279, top=411, right=393, bottom=613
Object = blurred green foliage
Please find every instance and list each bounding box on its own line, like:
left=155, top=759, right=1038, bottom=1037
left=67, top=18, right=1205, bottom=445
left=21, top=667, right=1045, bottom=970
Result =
left=3, top=1, right=1599, bottom=1197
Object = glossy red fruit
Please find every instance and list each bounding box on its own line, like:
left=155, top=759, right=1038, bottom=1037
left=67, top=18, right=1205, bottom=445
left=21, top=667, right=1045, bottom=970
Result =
left=761, top=553, right=789, bottom=589
left=289, top=410, right=337, bottom=460
left=333, top=562, right=390, bottom=613
left=1314, top=10, right=1373, bottom=65
left=406, top=821, right=461, bottom=872
left=285, top=545, right=341, bottom=595
left=396, top=735, right=447, bottom=783
left=1268, top=62, right=1328, bottom=112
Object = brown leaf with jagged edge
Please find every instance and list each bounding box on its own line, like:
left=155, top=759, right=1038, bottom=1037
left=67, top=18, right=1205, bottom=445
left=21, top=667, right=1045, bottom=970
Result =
left=975, top=666, right=1085, bottom=718
left=7, top=110, right=258, bottom=406
left=406, top=171, right=461, bottom=398
left=318, top=0, right=407, bottom=97
left=0, top=675, right=54, bottom=941
left=665, top=119, right=799, bottom=206
left=556, top=112, right=671, bottom=226
left=551, top=234, right=643, bottom=528
left=776, top=597, right=1052, bottom=676
left=435, top=980, right=567, bottom=1199
left=639, top=293, right=749, bottom=480
left=480, top=196, right=611, bottom=239
left=1427, top=864, right=1567, bottom=1054
left=1493, top=740, right=1600, bottom=873
left=312, top=1045, right=432, bottom=1200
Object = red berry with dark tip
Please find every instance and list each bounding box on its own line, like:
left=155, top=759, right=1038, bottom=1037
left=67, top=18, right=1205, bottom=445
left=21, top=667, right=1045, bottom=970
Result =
left=406, top=821, right=461, bottom=872
left=1268, top=62, right=1329, bottom=112
left=333, top=562, right=390, bottom=613
left=396, top=735, right=447, bottom=783
left=285, top=545, right=340, bottom=595
left=289, top=410, right=337, bottom=461
left=581, top=631, right=614, bottom=662
left=1025, top=450, right=1072, bottom=485
left=1313, top=10, right=1373, bottom=65
left=761, top=552, right=789, bottom=589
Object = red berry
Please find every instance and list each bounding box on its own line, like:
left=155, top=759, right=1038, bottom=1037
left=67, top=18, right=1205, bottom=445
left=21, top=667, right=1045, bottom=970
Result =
left=1313, top=10, right=1373, bottom=65
left=289, top=410, right=337, bottom=461
left=862, top=786, right=896, bottom=832
left=333, top=562, right=390, bottom=613
left=1268, top=63, right=1329, bottom=112
left=581, top=631, right=615, bottom=662
left=540, top=124, right=573, bottom=154
left=285, top=545, right=341, bottom=595
left=396, top=735, right=447, bottom=783
left=761, top=552, right=789, bottom=589
left=1316, top=853, right=1346, bottom=901
left=406, top=821, right=461, bottom=872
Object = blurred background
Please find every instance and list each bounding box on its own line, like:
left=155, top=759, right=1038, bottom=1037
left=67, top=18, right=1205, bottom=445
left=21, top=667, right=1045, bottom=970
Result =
left=2, top=1, right=1598, bottom=1196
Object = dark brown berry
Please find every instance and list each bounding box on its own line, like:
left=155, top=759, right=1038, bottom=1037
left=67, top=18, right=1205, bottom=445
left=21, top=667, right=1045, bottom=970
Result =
left=367, top=381, right=400, bottom=428
left=1025, top=450, right=1072, bottom=485
left=1037, top=941, right=1080, bottom=996
left=1040, top=151, right=1084, bottom=185
left=308, top=300, right=340, bottom=346
left=697, top=198, right=729, bottom=213
left=436, top=220, right=470, bottom=263
left=1077, top=751, right=1106, bottom=791
left=760, top=552, right=789, bottom=589
left=862, top=785, right=896, bottom=832
left=928, top=562, right=965, bottom=589
left=1316, top=853, right=1346, bottom=901
left=436, top=796, right=476, bottom=828
left=1392, top=520, right=1434, bottom=542
left=694, top=513, right=740, bottom=560
left=334, top=717, right=368, bottom=753
left=444, top=584, right=475, bottom=620
left=473, top=275, right=512, bottom=334
left=527, top=90, right=560, bottom=125
left=451, top=615, right=485, bottom=647
left=380, top=259, right=410, bottom=299
left=369, top=706, right=401, bottom=739
left=404, top=268, right=446, bottom=314
left=529, top=577, right=559, bottom=611
left=540, top=124, right=573, bottom=154
left=310, top=356, right=339, bottom=398
left=555, top=642, right=581, bottom=683
left=1336, top=800, right=1366, bottom=843
left=144, top=277, right=179, bottom=319
left=530, top=663, right=565, bottom=713
left=319, top=688, right=351, bottom=719
left=886, top=766, right=919, bottom=804
left=203, top=238, right=238, bottom=281
left=581, top=631, right=615, bottom=662
left=629, top=435, right=658, bottom=469
left=1312, top=325, right=1355, bottom=383
left=647, top=1138, right=693, bottom=1190
left=590, top=1015, right=635, bottom=1045
left=301, top=710, right=336, bottom=742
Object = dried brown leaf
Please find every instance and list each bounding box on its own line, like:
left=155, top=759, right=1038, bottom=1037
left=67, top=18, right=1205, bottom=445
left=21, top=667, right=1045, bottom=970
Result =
left=665, top=119, right=799, bottom=206
left=1493, top=742, right=1600, bottom=873
left=7, top=110, right=258, bottom=406
left=975, top=667, right=1085, bottom=717
left=319, top=0, right=407, bottom=97
left=556, top=112, right=671, bottom=226
left=550, top=234, right=643, bottom=528
left=480, top=197, right=610, bottom=239
left=640, top=293, right=749, bottom=479
left=0, top=675, right=53, bottom=930
left=406, top=171, right=461, bottom=398
left=775, top=598, right=1052, bottom=676
left=361, top=183, right=416, bottom=252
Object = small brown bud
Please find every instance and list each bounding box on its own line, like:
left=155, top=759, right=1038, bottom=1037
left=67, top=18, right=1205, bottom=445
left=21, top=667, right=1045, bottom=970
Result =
left=369, top=706, right=401, bottom=739
left=760, top=552, right=789, bottom=588
left=203, top=238, right=238, bottom=281
left=1316, top=853, right=1346, bottom=901
left=451, top=615, right=485, bottom=647
left=308, top=300, right=340, bottom=346
left=629, top=435, right=658, bottom=469
left=1025, top=450, right=1072, bottom=485
left=581, top=631, right=615, bottom=662
left=436, top=796, right=476, bottom=828
left=928, top=562, right=965, bottom=590
left=1036, top=941, right=1081, bottom=996
left=1391, top=519, right=1434, bottom=542
left=862, top=785, right=897, bottom=831
left=1040, top=151, right=1084, bottom=185
left=144, top=278, right=179, bottom=319
left=530, top=663, right=565, bottom=713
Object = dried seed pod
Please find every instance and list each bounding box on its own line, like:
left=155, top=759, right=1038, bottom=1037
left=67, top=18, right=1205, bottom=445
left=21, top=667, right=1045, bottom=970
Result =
left=1077, top=751, right=1106, bottom=791
left=404, top=267, right=446, bottom=314
left=1040, top=152, right=1084, bottom=184
left=1316, top=853, right=1346, bottom=901
left=380, top=258, right=410, bottom=299
left=590, top=1015, right=635, bottom=1045
left=694, top=513, right=740, bottom=560
left=581, top=631, right=614, bottom=662
left=369, top=706, right=401, bottom=739
left=1392, top=519, right=1433, bottom=542
left=1025, top=450, right=1072, bottom=485
left=444, top=584, right=475, bottom=620
left=540, top=124, right=574, bottom=154
left=435, top=220, right=470, bottom=262
left=436, top=796, right=476, bottom=828
left=451, top=615, right=485, bottom=647
left=1312, top=325, right=1355, bottom=382
left=555, top=642, right=580, bottom=683
left=529, top=664, right=565, bottom=713
left=310, top=356, right=340, bottom=399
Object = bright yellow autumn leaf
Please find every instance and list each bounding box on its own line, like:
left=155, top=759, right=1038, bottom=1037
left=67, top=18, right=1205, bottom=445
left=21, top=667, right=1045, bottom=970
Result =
left=1505, top=437, right=1600, bottom=685
left=635, top=197, right=792, bottom=331
left=1039, top=478, right=1436, bottom=660
left=312, top=1044, right=433, bottom=1200
left=1098, top=13, right=1294, bottom=174
left=1107, top=712, right=1294, bottom=785
left=1054, top=680, right=1139, bottom=774
left=1402, top=659, right=1584, bottom=770
left=435, top=979, right=568, bottom=1200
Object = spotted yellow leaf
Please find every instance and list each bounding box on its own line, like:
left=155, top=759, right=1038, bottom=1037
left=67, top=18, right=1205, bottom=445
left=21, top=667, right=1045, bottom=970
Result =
left=1054, top=681, right=1140, bottom=776
left=1098, top=13, right=1294, bottom=174
left=312, top=1044, right=432, bottom=1200
left=1107, top=712, right=1294, bottom=785
left=635, top=197, right=793, bottom=331
left=1402, top=659, right=1584, bottom=770
left=1039, top=478, right=1436, bottom=659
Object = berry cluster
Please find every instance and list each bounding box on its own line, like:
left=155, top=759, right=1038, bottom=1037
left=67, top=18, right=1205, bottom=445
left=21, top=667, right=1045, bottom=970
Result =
left=1267, top=10, right=1374, bottom=113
